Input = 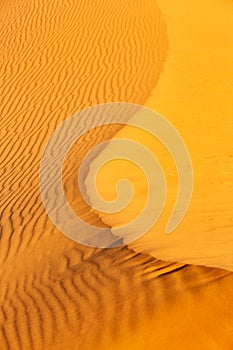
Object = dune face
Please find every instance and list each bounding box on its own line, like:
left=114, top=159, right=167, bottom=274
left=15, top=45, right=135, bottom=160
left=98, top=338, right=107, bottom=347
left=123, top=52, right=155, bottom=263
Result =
left=85, top=0, right=233, bottom=271
left=1, top=0, right=233, bottom=350
left=1, top=0, right=167, bottom=262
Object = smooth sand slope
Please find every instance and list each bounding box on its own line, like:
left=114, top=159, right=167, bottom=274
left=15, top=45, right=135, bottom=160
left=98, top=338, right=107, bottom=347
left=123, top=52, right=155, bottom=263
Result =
left=86, top=0, right=233, bottom=271
left=1, top=0, right=233, bottom=349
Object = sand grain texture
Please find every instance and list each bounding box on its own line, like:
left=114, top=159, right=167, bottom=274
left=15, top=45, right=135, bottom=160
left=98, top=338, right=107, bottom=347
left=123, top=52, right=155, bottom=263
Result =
left=1, top=0, right=233, bottom=349
left=86, top=0, right=233, bottom=271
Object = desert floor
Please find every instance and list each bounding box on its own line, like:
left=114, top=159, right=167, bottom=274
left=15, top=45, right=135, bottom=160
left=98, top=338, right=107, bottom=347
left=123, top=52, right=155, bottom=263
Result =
left=1, top=0, right=233, bottom=349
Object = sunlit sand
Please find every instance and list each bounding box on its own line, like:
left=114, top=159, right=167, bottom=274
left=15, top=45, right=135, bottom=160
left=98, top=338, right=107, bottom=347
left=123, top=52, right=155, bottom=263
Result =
left=1, top=0, right=232, bottom=349
left=86, top=0, right=233, bottom=271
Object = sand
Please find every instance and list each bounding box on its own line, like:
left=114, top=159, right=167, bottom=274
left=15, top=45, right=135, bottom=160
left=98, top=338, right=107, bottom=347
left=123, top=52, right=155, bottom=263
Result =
left=1, top=0, right=233, bottom=349
left=86, top=0, right=233, bottom=271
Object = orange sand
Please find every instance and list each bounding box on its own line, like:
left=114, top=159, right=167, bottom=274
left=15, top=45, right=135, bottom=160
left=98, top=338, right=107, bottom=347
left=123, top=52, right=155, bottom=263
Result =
left=86, top=0, right=233, bottom=271
left=1, top=0, right=233, bottom=349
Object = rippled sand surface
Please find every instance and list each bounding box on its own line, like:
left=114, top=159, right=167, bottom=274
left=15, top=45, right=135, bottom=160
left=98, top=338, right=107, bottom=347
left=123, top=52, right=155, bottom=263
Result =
left=1, top=0, right=233, bottom=349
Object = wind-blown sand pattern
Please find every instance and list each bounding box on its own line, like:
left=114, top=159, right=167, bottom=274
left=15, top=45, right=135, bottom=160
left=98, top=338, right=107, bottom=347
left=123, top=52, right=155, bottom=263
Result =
left=1, top=0, right=167, bottom=260
left=86, top=0, right=233, bottom=271
left=1, top=1, right=233, bottom=350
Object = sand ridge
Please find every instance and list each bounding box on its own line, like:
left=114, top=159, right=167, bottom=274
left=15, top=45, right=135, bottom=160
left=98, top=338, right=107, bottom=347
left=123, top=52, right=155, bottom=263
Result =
left=85, top=0, right=233, bottom=271
left=1, top=0, right=167, bottom=262
left=1, top=0, right=233, bottom=349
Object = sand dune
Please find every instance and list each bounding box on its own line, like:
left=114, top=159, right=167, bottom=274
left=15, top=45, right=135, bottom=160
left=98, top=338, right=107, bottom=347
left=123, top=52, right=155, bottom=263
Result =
left=86, top=0, right=233, bottom=271
left=1, top=0, right=233, bottom=349
left=1, top=244, right=232, bottom=350
left=1, top=0, right=167, bottom=261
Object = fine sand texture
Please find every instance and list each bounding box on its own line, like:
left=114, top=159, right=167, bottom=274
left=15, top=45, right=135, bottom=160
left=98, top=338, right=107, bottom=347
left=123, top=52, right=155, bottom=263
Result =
left=86, top=0, right=233, bottom=271
left=1, top=0, right=233, bottom=349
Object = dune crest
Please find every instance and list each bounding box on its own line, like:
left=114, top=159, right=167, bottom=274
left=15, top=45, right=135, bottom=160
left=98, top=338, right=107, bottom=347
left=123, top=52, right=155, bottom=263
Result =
left=1, top=0, right=233, bottom=348
left=85, top=0, right=233, bottom=271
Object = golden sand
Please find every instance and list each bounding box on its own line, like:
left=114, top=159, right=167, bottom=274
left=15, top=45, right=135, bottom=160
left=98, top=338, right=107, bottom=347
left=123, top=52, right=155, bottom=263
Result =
left=87, top=0, right=233, bottom=271
left=1, top=0, right=233, bottom=349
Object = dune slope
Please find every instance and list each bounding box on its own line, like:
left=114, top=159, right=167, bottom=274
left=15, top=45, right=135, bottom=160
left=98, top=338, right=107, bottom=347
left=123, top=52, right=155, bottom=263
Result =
left=1, top=0, right=233, bottom=349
